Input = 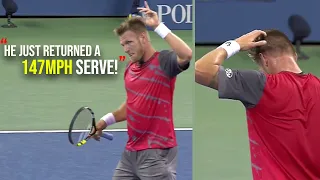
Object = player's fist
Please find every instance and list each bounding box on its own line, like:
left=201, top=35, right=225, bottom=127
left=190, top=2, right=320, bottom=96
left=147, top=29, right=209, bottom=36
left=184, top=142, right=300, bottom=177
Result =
left=92, top=129, right=102, bottom=141
left=92, top=120, right=107, bottom=141
left=137, top=1, right=160, bottom=29
left=235, top=30, right=267, bottom=51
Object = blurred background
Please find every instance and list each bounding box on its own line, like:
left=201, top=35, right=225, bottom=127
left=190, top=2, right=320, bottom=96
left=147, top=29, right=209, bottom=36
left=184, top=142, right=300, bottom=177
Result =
left=194, top=0, right=320, bottom=180
left=0, top=0, right=193, bottom=180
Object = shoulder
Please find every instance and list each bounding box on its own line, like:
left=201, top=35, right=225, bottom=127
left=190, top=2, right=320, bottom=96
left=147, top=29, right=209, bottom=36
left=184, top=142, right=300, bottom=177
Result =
left=157, top=50, right=177, bottom=65
left=124, top=61, right=133, bottom=70
left=124, top=61, right=133, bottom=75
left=264, top=72, right=305, bottom=87
left=218, top=67, right=267, bottom=108
left=260, top=72, right=312, bottom=99
left=156, top=50, right=189, bottom=78
left=218, top=67, right=266, bottom=85
left=158, top=50, right=174, bottom=58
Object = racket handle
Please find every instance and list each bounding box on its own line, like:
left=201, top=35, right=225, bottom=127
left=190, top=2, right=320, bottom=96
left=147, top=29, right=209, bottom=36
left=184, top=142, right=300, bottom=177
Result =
left=101, top=132, right=113, bottom=141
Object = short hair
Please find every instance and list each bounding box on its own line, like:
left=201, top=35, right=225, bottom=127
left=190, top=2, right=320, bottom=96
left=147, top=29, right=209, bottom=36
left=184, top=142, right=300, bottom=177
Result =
left=248, top=29, right=296, bottom=65
left=114, top=17, right=147, bottom=36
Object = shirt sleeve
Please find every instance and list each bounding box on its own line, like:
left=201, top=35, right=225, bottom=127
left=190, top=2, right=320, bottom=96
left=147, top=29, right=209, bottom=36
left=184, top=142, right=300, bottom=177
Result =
left=218, top=66, right=267, bottom=108
left=158, top=50, right=190, bottom=78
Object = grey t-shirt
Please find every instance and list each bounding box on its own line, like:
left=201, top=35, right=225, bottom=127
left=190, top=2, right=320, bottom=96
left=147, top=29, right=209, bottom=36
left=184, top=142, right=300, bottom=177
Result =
left=218, top=66, right=267, bottom=108
left=158, top=50, right=190, bottom=78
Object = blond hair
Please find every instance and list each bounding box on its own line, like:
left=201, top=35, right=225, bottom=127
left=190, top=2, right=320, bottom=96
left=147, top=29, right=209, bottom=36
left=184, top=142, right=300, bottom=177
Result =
left=114, top=17, right=147, bottom=36
left=248, top=29, right=296, bottom=64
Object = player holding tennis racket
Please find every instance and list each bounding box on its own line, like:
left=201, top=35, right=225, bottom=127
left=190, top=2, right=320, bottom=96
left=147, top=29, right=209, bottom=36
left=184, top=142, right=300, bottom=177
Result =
left=68, top=106, right=113, bottom=147
left=94, top=1, right=192, bottom=180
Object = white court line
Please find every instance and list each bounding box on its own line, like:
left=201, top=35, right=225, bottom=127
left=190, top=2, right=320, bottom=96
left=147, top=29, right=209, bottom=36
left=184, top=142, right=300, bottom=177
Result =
left=0, top=128, right=192, bottom=134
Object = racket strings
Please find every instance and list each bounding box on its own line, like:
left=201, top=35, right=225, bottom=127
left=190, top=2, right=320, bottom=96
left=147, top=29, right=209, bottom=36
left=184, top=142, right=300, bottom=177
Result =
left=69, top=107, right=113, bottom=147
left=70, top=109, right=94, bottom=145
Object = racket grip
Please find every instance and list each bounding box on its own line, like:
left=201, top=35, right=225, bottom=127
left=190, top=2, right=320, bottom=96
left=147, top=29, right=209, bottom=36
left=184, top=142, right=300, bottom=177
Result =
left=101, top=132, right=113, bottom=141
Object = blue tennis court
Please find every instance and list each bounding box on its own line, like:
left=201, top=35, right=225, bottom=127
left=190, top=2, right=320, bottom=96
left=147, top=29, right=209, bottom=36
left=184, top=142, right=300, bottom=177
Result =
left=0, top=130, right=192, bottom=180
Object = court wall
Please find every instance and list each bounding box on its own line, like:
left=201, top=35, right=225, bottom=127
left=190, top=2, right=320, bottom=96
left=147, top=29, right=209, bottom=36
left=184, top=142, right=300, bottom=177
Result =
left=196, top=0, right=319, bottom=44
left=0, top=0, right=192, bottom=30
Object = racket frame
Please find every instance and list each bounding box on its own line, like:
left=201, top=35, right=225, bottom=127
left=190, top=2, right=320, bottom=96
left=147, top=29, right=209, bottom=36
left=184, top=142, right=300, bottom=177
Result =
left=68, top=106, right=112, bottom=146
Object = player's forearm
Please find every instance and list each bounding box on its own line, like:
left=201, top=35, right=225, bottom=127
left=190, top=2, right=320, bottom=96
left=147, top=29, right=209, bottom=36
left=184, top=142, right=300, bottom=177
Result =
left=164, top=33, right=192, bottom=64
left=96, top=102, right=127, bottom=130
left=195, top=48, right=227, bottom=89
left=153, top=23, right=192, bottom=65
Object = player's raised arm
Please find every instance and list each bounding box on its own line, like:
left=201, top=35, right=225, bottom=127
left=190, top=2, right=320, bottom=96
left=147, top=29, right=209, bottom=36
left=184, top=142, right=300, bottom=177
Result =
left=195, top=47, right=228, bottom=90
left=195, top=30, right=267, bottom=90
left=138, top=1, right=192, bottom=68
left=160, top=26, right=192, bottom=67
left=195, top=30, right=269, bottom=107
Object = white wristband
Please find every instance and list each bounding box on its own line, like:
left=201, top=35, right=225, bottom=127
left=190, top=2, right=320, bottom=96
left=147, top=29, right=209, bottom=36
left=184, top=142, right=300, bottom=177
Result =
left=218, top=40, right=241, bottom=59
left=101, top=113, right=116, bottom=126
left=154, top=22, right=171, bottom=39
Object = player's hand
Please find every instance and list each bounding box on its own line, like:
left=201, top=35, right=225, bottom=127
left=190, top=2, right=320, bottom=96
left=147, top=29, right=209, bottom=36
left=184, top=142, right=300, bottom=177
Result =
left=137, top=1, right=160, bottom=29
left=92, top=129, right=102, bottom=141
left=235, top=30, right=267, bottom=51
left=92, top=120, right=107, bottom=141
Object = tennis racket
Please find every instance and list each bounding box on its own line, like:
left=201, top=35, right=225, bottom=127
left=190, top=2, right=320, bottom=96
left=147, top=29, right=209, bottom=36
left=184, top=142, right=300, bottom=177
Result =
left=68, top=106, right=113, bottom=147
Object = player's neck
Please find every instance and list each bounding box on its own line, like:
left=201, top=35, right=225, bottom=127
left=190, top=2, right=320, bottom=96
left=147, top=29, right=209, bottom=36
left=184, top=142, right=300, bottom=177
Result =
left=277, top=56, right=302, bottom=74
left=142, top=46, right=156, bottom=62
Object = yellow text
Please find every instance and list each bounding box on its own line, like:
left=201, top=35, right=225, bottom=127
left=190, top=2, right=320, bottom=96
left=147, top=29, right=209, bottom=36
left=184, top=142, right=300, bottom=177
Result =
left=22, top=59, right=73, bottom=75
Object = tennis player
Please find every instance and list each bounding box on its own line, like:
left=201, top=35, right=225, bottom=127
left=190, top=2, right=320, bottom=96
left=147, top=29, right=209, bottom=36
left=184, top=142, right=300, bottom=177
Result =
left=195, top=29, right=320, bottom=179
left=95, top=1, right=192, bottom=180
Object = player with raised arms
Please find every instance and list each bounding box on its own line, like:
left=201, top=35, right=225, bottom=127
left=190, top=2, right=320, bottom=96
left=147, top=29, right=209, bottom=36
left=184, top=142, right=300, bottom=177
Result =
left=94, top=1, right=192, bottom=180
left=195, top=29, right=320, bottom=179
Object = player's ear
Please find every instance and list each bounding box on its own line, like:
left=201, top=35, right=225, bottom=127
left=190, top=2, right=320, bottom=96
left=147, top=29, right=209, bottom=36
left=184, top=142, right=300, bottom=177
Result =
left=141, top=32, right=149, bottom=43
left=138, top=32, right=144, bottom=43
left=259, top=53, right=268, bottom=67
left=294, top=52, right=298, bottom=62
